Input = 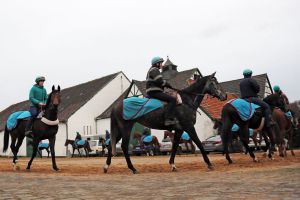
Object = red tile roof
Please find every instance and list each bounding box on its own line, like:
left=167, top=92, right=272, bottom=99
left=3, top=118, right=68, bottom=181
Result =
left=200, top=93, right=238, bottom=119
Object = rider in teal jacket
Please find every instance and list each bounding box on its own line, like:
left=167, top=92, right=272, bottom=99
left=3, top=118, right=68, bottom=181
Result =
left=25, top=76, right=48, bottom=136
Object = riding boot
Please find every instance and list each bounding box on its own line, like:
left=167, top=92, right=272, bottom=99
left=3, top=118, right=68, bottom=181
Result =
left=25, top=118, right=34, bottom=137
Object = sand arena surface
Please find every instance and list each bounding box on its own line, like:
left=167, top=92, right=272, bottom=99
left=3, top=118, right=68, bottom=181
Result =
left=0, top=151, right=299, bottom=199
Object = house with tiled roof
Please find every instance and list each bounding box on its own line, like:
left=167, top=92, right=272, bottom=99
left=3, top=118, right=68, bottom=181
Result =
left=0, top=72, right=130, bottom=156
left=96, top=58, right=216, bottom=142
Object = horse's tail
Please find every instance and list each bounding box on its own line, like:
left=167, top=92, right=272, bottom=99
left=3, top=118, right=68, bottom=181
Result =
left=110, top=108, right=119, bottom=156
left=3, top=125, right=10, bottom=153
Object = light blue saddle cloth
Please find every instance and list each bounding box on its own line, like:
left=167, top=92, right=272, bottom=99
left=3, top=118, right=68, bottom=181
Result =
left=76, top=139, right=85, bottom=146
left=143, top=135, right=153, bottom=143
left=228, top=98, right=260, bottom=121
left=123, top=97, right=163, bottom=120
left=231, top=124, right=240, bottom=132
left=105, top=138, right=110, bottom=146
left=231, top=124, right=254, bottom=137
left=181, top=132, right=190, bottom=140
left=285, top=111, right=292, bottom=119
left=6, top=111, right=31, bottom=131
left=38, top=142, right=49, bottom=148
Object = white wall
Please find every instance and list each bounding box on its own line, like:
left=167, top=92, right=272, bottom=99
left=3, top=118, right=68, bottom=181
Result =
left=54, top=123, right=67, bottom=156
left=96, top=118, right=111, bottom=136
left=194, top=109, right=215, bottom=141
left=67, top=73, right=130, bottom=140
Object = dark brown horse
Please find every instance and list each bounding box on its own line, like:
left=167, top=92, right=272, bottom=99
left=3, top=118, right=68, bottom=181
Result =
left=3, top=86, right=61, bottom=171
left=221, top=100, right=276, bottom=164
left=272, top=108, right=295, bottom=157
left=164, top=130, right=196, bottom=153
left=104, top=73, right=227, bottom=174
left=264, top=93, right=295, bottom=157
left=64, top=139, right=92, bottom=157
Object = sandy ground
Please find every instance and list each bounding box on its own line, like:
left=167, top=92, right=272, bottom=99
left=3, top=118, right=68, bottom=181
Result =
left=0, top=151, right=299, bottom=199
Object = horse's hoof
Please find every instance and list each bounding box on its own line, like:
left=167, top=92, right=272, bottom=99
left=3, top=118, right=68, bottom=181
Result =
left=26, top=168, right=31, bottom=172
left=228, top=160, right=233, bottom=165
left=253, top=157, right=259, bottom=162
left=53, top=168, right=60, bottom=172
left=132, top=170, right=139, bottom=174
left=103, top=168, right=108, bottom=174
left=207, top=165, right=214, bottom=171
left=171, top=164, right=177, bottom=172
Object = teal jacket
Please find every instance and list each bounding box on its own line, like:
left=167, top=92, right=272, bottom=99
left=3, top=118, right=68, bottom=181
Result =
left=29, top=85, right=48, bottom=107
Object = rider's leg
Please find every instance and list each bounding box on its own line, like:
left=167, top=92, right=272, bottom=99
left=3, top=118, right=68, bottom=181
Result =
left=249, top=97, right=275, bottom=127
left=147, top=91, right=177, bottom=125
left=25, top=106, right=38, bottom=136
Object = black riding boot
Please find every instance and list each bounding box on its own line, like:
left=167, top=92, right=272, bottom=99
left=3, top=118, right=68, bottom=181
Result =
left=25, top=118, right=34, bottom=137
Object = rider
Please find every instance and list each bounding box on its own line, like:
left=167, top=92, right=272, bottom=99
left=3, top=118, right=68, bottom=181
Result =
left=146, top=56, right=177, bottom=126
left=273, top=85, right=289, bottom=111
left=273, top=85, right=297, bottom=129
left=239, top=69, right=275, bottom=128
left=25, top=76, right=48, bottom=136
left=74, top=132, right=82, bottom=148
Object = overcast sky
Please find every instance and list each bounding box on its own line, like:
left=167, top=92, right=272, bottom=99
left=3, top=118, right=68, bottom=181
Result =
left=0, top=0, right=299, bottom=111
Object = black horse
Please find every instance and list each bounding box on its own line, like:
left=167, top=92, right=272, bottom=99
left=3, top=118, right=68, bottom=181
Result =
left=220, top=98, right=277, bottom=164
left=104, top=73, right=227, bottom=174
left=28, top=140, right=51, bottom=158
left=3, top=85, right=61, bottom=171
left=64, top=139, right=92, bottom=157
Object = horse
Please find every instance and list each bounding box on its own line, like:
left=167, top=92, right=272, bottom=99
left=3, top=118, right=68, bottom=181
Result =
left=164, top=130, right=196, bottom=154
left=104, top=72, right=227, bottom=174
left=264, top=93, right=295, bottom=157
left=28, top=140, right=50, bottom=158
left=134, top=132, right=160, bottom=156
left=221, top=98, right=278, bottom=164
left=3, top=85, right=61, bottom=171
left=213, top=119, right=263, bottom=152
left=64, top=139, right=92, bottom=157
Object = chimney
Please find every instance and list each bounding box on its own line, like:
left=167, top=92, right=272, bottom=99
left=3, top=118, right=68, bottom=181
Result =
left=162, top=57, right=178, bottom=80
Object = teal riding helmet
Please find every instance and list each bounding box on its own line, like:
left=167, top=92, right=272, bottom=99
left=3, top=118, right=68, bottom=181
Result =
left=151, top=57, right=164, bottom=66
left=243, top=69, right=253, bottom=76
left=273, top=85, right=280, bottom=92
left=35, top=76, right=46, bottom=83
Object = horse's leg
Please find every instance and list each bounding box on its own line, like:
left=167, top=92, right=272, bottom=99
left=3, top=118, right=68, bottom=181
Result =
left=104, top=134, right=122, bottom=173
left=184, top=124, right=214, bottom=170
left=78, top=148, right=82, bottom=157
left=191, top=140, right=195, bottom=153
left=169, top=130, right=183, bottom=171
left=49, top=137, right=59, bottom=171
left=72, top=147, right=75, bottom=157
left=47, top=148, right=50, bottom=158
left=288, top=129, right=295, bottom=156
left=221, top=118, right=233, bottom=164
left=261, top=129, right=272, bottom=159
left=121, top=124, right=138, bottom=174
left=10, top=136, right=18, bottom=165
left=26, top=138, right=39, bottom=170
left=240, top=126, right=257, bottom=162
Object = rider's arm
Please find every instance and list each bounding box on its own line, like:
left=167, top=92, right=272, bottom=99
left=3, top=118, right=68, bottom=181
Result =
left=29, top=87, right=41, bottom=105
left=149, top=67, right=165, bottom=87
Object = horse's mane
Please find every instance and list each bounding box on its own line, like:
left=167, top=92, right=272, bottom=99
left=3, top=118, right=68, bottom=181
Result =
left=45, top=91, right=53, bottom=109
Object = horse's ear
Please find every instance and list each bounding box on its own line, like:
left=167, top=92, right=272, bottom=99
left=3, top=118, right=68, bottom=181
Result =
left=211, top=72, right=216, bottom=77
left=52, top=85, right=55, bottom=91
left=58, top=85, right=60, bottom=91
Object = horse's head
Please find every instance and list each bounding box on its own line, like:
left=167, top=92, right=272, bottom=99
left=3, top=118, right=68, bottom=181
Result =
left=45, top=85, right=61, bottom=110
left=203, top=72, right=227, bottom=101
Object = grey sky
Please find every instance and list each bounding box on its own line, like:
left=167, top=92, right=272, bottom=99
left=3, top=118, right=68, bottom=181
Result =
left=0, top=0, right=299, bottom=111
